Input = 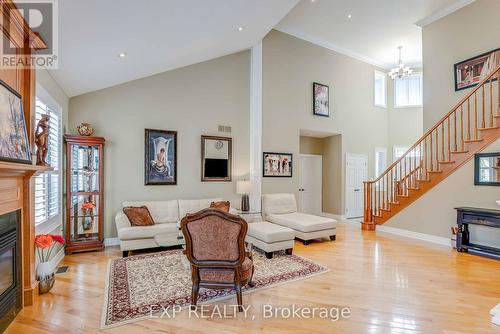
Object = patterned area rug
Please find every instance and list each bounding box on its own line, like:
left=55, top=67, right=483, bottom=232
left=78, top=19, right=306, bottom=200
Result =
left=102, top=249, right=329, bottom=328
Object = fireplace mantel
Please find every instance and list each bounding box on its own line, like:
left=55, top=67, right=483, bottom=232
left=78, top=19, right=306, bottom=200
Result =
left=0, top=163, right=53, bottom=308
left=0, top=161, right=53, bottom=177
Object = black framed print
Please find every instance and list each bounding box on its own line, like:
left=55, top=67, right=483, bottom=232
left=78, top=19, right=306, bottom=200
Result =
left=474, top=152, right=500, bottom=186
left=263, top=152, right=293, bottom=177
left=454, top=48, right=500, bottom=91
left=145, top=129, right=177, bottom=185
left=313, top=82, right=329, bottom=117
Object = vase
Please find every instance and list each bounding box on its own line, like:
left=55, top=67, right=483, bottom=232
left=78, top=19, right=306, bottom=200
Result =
left=36, top=261, right=55, bottom=294
left=82, top=213, right=94, bottom=238
left=77, top=122, right=94, bottom=136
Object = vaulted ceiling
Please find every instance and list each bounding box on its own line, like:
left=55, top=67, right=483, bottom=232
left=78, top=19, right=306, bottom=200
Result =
left=48, top=0, right=473, bottom=97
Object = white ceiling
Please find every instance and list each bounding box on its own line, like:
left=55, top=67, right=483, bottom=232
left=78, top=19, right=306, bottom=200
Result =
left=277, top=0, right=473, bottom=69
left=50, top=0, right=299, bottom=97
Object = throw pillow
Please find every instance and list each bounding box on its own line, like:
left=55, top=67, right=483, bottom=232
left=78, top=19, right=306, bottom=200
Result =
left=209, top=201, right=230, bottom=213
left=123, top=206, right=155, bottom=226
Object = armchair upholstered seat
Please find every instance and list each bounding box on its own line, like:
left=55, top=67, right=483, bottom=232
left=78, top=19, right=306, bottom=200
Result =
left=181, top=208, right=254, bottom=311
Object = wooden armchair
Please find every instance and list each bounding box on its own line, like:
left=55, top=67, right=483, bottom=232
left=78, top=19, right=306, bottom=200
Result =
left=181, top=208, right=254, bottom=312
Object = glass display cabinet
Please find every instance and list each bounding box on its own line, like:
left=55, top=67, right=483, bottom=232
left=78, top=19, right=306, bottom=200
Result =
left=64, top=135, right=105, bottom=254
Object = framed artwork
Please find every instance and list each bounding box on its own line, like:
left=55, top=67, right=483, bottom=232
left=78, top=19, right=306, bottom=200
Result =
left=474, top=152, right=500, bottom=186
left=313, top=82, right=329, bottom=117
left=454, top=48, right=500, bottom=91
left=145, top=129, right=177, bottom=185
left=0, top=80, right=31, bottom=164
left=201, top=135, right=232, bottom=182
left=263, top=152, right=293, bottom=177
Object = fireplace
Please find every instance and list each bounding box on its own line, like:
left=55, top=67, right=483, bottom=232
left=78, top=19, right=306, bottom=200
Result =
left=0, top=210, right=22, bottom=333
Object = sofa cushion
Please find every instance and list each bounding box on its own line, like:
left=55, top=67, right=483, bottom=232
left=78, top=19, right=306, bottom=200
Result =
left=122, top=200, right=179, bottom=223
left=247, top=222, right=295, bottom=243
left=267, top=213, right=337, bottom=233
left=210, top=201, right=230, bottom=213
left=118, top=222, right=178, bottom=240
left=262, top=193, right=297, bottom=217
left=178, top=198, right=223, bottom=219
left=123, top=206, right=155, bottom=226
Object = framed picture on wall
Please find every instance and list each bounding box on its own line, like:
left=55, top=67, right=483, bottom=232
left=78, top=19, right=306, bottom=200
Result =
left=313, top=82, right=329, bottom=117
left=201, top=135, right=232, bottom=182
left=145, top=129, right=177, bottom=185
left=454, top=48, right=500, bottom=91
left=263, top=152, right=293, bottom=177
left=0, top=80, right=31, bottom=164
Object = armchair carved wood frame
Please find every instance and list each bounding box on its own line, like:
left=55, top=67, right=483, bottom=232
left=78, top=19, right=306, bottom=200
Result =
left=181, top=208, right=254, bottom=312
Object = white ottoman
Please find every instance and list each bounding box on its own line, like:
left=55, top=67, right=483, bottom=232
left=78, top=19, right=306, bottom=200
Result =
left=246, top=222, right=295, bottom=259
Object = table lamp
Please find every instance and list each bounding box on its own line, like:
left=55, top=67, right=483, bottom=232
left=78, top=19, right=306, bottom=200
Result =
left=236, top=180, right=251, bottom=212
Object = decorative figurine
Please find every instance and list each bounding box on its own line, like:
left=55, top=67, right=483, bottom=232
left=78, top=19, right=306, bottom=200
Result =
left=34, top=114, right=50, bottom=166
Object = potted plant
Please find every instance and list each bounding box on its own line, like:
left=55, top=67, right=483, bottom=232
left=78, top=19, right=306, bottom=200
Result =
left=35, top=234, right=65, bottom=294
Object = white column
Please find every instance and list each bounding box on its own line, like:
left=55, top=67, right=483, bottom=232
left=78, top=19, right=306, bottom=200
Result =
left=249, top=41, right=263, bottom=212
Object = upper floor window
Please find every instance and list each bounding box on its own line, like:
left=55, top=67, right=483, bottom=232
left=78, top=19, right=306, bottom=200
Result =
left=374, top=70, right=387, bottom=108
left=394, top=73, right=422, bottom=108
left=34, top=90, right=62, bottom=231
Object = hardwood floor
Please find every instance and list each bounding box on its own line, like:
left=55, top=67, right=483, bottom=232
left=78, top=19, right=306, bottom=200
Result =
left=6, top=222, right=500, bottom=333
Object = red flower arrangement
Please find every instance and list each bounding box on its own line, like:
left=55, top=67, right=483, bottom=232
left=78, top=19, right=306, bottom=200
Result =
left=82, top=202, right=95, bottom=210
left=35, top=234, right=65, bottom=262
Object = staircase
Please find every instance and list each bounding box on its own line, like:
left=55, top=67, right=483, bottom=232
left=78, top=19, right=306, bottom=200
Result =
left=362, top=65, right=500, bottom=230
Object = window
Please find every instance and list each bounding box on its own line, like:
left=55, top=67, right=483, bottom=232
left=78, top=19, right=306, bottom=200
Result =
left=393, top=146, right=410, bottom=162
left=394, top=73, right=422, bottom=108
left=34, top=90, right=62, bottom=231
left=374, top=147, right=387, bottom=177
left=374, top=70, right=387, bottom=107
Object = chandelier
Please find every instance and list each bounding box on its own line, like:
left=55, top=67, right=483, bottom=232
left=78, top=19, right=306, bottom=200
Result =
left=389, top=46, right=413, bottom=80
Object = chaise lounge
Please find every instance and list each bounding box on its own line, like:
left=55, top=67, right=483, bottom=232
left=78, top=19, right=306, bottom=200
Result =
left=262, top=193, right=337, bottom=245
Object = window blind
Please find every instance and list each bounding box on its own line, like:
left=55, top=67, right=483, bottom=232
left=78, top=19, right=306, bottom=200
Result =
left=394, top=73, right=422, bottom=108
left=34, top=97, right=62, bottom=227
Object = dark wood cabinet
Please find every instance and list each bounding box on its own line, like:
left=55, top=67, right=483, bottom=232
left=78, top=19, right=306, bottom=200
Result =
left=455, top=207, right=500, bottom=260
left=64, top=135, right=105, bottom=254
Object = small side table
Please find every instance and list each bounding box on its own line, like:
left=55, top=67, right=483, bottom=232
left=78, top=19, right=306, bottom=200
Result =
left=237, top=211, right=263, bottom=223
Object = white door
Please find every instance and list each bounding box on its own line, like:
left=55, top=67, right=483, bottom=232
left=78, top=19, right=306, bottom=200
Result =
left=299, top=155, right=322, bottom=215
left=345, top=154, right=368, bottom=218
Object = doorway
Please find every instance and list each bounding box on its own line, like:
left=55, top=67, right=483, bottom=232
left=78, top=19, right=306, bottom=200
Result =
left=345, top=154, right=368, bottom=218
left=299, top=154, right=322, bottom=215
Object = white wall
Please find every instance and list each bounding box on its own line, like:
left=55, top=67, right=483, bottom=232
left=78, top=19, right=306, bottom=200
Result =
left=262, top=30, right=390, bottom=216
left=69, top=51, right=250, bottom=237
left=422, top=0, right=500, bottom=130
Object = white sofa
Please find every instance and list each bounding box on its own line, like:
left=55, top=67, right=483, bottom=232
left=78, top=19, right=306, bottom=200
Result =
left=262, top=193, right=337, bottom=245
left=115, top=198, right=237, bottom=256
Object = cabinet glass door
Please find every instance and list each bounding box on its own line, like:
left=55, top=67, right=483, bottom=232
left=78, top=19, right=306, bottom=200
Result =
left=69, top=143, right=100, bottom=242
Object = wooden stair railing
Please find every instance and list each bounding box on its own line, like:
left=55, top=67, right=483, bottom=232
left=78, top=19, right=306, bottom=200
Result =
left=362, top=64, right=500, bottom=231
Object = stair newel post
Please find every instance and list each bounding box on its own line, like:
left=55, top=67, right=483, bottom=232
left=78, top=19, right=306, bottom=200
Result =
left=362, top=181, right=375, bottom=231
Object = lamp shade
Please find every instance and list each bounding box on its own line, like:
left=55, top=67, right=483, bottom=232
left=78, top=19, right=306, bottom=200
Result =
left=236, top=180, right=251, bottom=195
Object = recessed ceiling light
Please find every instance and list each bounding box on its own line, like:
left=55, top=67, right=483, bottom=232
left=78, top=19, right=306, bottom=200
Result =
left=118, top=52, right=126, bottom=58
left=311, top=0, right=315, bottom=3
left=237, top=26, right=243, bottom=32
left=347, top=14, right=352, bottom=19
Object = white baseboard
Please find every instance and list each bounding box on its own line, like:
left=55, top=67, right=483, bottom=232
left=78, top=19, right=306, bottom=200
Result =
left=49, top=247, right=65, bottom=271
left=104, top=237, right=120, bottom=247
left=321, top=212, right=347, bottom=220
left=377, top=225, right=451, bottom=247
